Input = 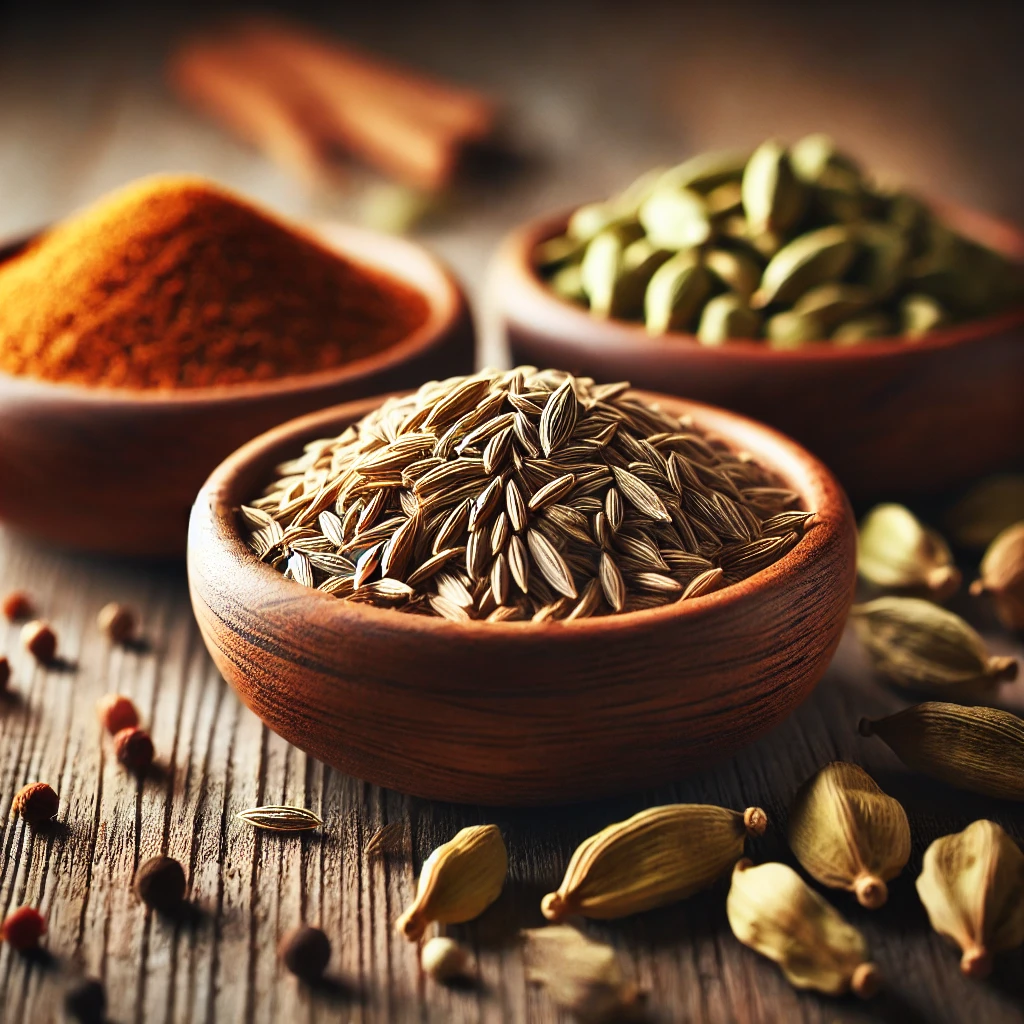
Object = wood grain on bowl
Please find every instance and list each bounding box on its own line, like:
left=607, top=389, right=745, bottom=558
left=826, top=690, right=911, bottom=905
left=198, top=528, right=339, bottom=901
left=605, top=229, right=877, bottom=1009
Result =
left=489, top=203, right=1024, bottom=502
left=0, top=225, right=474, bottom=556
left=187, top=391, right=856, bottom=805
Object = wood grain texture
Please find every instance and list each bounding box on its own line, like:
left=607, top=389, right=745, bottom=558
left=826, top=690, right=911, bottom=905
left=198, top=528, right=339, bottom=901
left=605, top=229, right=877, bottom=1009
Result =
left=2, top=528, right=1024, bottom=1023
left=0, top=225, right=474, bottom=558
left=489, top=207, right=1024, bottom=503
left=186, top=390, right=856, bottom=805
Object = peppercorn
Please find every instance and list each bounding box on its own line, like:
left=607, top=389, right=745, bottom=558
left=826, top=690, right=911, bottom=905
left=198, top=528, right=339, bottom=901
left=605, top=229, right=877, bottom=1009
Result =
left=12, top=782, right=59, bottom=827
left=97, top=602, right=137, bottom=644
left=97, top=694, right=140, bottom=735
left=0, top=655, right=10, bottom=692
left=134, top=855, right=186, bottom=913
left=278, top=925, right=332, bottom=980
left=114, top=727, right=154, bottom=773
left=1, top=906, right=46, bottom=951
left=64, top=978, right=106, bottom=1023
left=2, top=590, right=33, bottom=621
left=21, top=620, right=57, bottom=664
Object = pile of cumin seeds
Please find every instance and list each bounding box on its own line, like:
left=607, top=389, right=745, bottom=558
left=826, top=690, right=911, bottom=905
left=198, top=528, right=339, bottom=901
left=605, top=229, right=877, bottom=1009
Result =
left=241, top=368, right=815, bottom=622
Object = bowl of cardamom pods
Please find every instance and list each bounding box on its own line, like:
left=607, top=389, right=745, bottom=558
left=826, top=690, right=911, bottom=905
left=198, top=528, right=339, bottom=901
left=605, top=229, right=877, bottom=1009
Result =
left=488, top=134, right=1024, bottom=503
left=188, top=367, right=856, bottom=805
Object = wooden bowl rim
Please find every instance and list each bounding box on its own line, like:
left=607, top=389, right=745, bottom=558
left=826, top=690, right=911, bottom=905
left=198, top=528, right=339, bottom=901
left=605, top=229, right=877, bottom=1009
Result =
left=0, top=221, right=466, bottom=407
left=495, top=200, right=1024, bottom=363
left=192, top=387, right=852, bottom=639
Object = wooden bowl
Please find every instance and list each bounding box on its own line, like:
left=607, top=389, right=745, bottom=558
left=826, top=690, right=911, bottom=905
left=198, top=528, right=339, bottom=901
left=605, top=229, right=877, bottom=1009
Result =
left=487, top=203, right=1024, bottom=502
left=187, top=389, right=856, bottom=805
left=0, top=224, right=474, bottom=556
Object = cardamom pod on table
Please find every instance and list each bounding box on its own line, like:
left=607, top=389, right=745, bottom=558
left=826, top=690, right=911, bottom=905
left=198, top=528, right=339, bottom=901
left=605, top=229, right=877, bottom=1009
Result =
left=851, top=597, right=1017, bottom=698
left=787, top=762, right=911, bottom=908
left=916, top=820, right=1024, bottom=978
left=946, top=474, right=1024, bottom=549
left=395, top=825, right=507, bottom=941
left=541, top=803, right=767, bottom=921
left=970, top=522, right=1024, bottom=631
left=857, top=504, right=961, bottom=600
left=859, top=702, right=1024, bottom=801
left=726, top=860, right=882, bottom=998
left=522, top=925, right=641, bottom=1023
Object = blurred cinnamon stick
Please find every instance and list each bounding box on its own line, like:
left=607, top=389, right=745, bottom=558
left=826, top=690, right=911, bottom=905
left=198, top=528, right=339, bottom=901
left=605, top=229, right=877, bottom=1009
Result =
left=167, top=21, right=498, bottom=193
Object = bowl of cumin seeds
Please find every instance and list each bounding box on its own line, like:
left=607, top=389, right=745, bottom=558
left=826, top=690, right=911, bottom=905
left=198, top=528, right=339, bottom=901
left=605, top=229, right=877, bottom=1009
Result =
left=187, top=369, right=855, bottom=805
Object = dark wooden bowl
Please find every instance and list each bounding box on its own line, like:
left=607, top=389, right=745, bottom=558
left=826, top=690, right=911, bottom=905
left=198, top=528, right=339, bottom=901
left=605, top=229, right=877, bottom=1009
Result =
left=487, top=203, right=1024, bottom=502
left=0, top=225, right=474, bottom=556
left=187, top=389, right=856, bottom=805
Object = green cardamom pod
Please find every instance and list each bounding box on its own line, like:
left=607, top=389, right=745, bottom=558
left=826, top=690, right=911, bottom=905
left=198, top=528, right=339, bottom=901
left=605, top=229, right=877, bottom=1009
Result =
left=850, top=596, right=1017, bottom=698
left=851, top=222, right=909, bottom=297
left=787, top=762, right=910, bottom=909
left=609, top=165, right=668, bottom=218
left=536, top=233, right=585, bottom=272
left=549, top=263, right=586, bottom=304
left=741, top=139, right=807, bottom=236
left=579, top=224, right=646, bottom=318
left=656, top=149, right=748, bottom=194
left=884, top=189, right=930, bottom=244
left=639, top=186, right=712, bottom=250
left=790, top=133, right=861, bottom=186
left=792, top=283, right=873, bottom=330
left=831, top=312, right=894, bottom=344
left=857, top=503, right=961, bottom=599
left=697, top=294, right=762, bottom=345
left=567, top=202, right=633, bottom=243
left=644, top=253, right=712, bottom=334
left=859, top=702, right=1024, bottom=801
left=726, top=860, right=882, bottom=998
left=705, top=180, right=744, bottom=218
left=971, top=522, right=1024, bottom=630
left=900, top=293, right=947, bottom=337
left=704, top=247, right=763, bottom=300
left=766, top=310, right=825, bottom=348
left=916, top=820, right=1024, bottom=977
left=752, top=225, right=859, bottom=308
left=945, top=474, right=1024, bottom=549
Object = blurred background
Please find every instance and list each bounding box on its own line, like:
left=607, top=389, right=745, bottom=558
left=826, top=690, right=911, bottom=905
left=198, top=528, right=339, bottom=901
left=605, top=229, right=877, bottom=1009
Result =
left=1, top=0, right=1021, bottom=364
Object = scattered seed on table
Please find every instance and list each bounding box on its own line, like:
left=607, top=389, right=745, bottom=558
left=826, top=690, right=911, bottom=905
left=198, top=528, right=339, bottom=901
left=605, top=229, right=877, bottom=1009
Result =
left=97, top=693, right=140, bottom=734
left=134, top=855, right=186, bottom=913
left=97, top=602, right=137, bottom=644
left=2, top=590, right=33, bottom=622
left=21, top=620, right=57, bottom=664
left=114, top=727, right=154, bottom=773
left=0, top=906, right=46, bottom=952
left=11, top=782, right=59, bottom=827
left=278, top=925, right=332, bottom=981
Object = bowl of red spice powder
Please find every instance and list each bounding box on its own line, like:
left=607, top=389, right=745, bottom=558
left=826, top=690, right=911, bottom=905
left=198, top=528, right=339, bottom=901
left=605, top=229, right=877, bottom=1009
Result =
left=0, top=175, right=474, bottom=555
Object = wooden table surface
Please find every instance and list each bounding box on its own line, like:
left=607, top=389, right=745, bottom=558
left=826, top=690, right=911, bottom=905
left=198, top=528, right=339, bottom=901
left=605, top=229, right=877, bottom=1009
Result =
left=1, top=3, right=1022, bottom=1022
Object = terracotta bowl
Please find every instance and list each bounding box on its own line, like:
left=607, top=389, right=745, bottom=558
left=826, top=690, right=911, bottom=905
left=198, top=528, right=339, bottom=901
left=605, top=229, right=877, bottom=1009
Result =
left=187, top=389, right=856, bottom=806
left=0, top=224, right=474, bottom=556
left=487, top=203, right=1024, bottom=502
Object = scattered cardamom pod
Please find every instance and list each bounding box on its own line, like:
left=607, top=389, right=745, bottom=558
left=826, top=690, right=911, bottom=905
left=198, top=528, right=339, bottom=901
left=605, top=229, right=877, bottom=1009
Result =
left=741, top=138, right=806, bottom=236
left=970, top=522, right=1024, bottom=631
left=851, top=597, right=1017, bottom=698
left=396, top=825, right=507, bottom=941
left=644, top=253, right=712, bottom=334
left=697, top=293, right=761, bottom=345
left=859, top=701, right=1024, bottom=800
left=726, top=860, right=881, bottom=998
left=857, top=504, right=961, bottom=600
left=787, top=762, right=910, bottom=908
left=522, top=925, right=642, bottom=1023
left=366, top=820, right=408, bottom=857
left=541, top=803, right=768, bottom=921
left=916, top=819, right=1024, bottom=978
left=752, top=224, right=858, bottom=309
left=946, top=474, right=1024, bottom=549
left=236, top=805, right=323, bottom=833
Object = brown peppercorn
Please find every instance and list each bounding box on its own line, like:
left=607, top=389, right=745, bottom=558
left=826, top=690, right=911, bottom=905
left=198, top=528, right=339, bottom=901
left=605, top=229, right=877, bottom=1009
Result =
left=21, top=620, right=57, bottom=664
left=278, top=925, right=332, bottom=981
left=134, top=855, right=187, bottom=913
left=2, top=590, right=33, bottom=622
left=0, top=655, right=10, bottom=691
left=1, top=906, right=46, bottom=951
left=64, top=978, right=106, bottom=1023
left=97, top=693, right=140, bottom=735
left=114, top=727, right=154, bottom=773
left=97, top=602, right=137, bottom=644
left=12, top=782, right=59, bottom=827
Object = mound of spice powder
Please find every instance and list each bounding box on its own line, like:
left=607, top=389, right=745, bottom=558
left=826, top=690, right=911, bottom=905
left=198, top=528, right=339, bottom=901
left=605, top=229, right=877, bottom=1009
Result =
left=0, top=175, right=428, bottom=388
